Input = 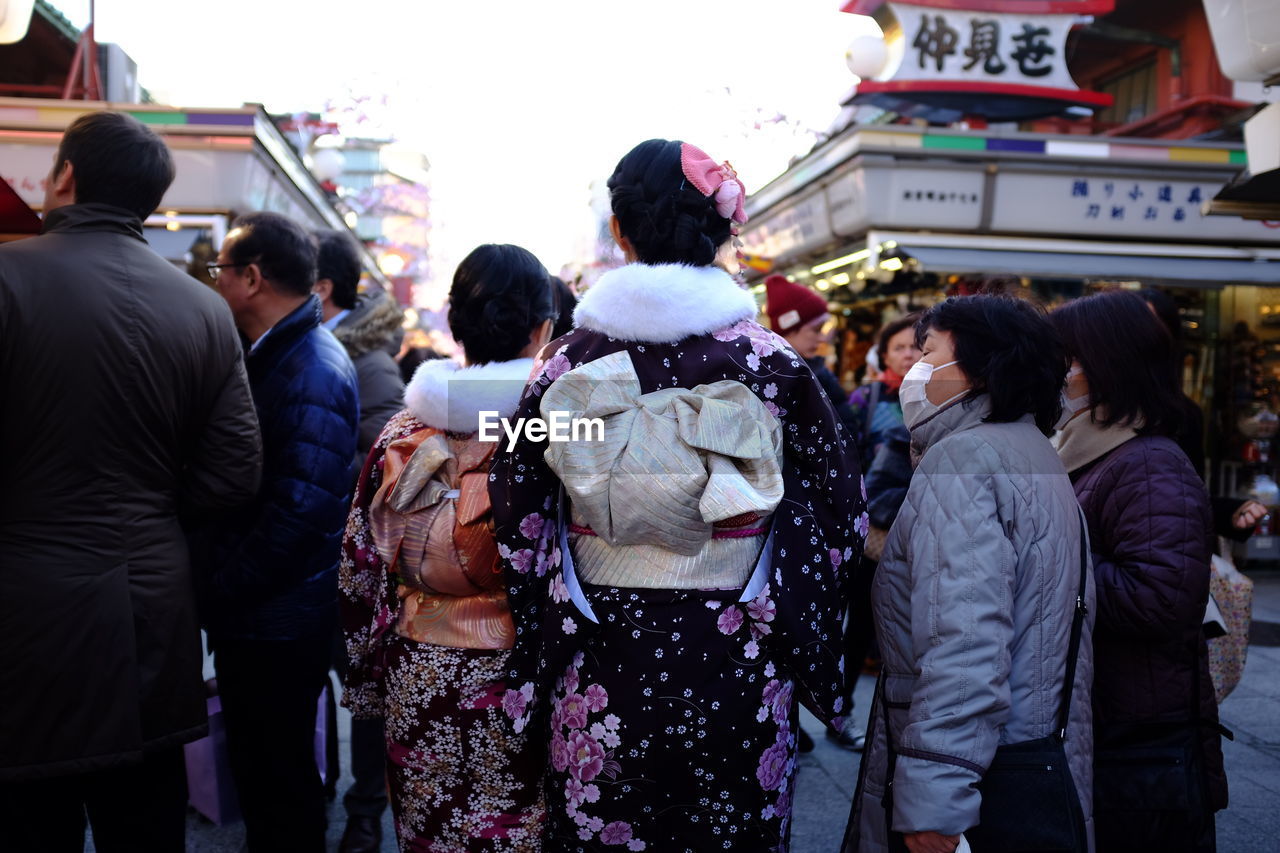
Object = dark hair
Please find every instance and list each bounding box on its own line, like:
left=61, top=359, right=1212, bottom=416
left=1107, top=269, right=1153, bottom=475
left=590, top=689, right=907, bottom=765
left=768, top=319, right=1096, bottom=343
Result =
left=915, top=295, right=1067, bottom=436
left=876, top=313, right=920, bottom=366
left=55, top=111, right=175, bottom=219
left=1139, top=288, right=1181, bottom=344
left=607, top=139, right=732, bottom=266
left=228, top=212, right=317, bottom=298
left=550, top=276, right=578, bottom=339
left=448, top=244, right=555, bottom=364
left=1051, top=290, right=1183, bottom=437
left=314, top=229, right=362, bottom=310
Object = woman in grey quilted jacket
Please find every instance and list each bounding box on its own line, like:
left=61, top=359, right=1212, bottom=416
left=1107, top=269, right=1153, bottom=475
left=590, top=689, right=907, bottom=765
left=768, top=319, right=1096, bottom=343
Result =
left=843, top=295, right=1095, bottom=853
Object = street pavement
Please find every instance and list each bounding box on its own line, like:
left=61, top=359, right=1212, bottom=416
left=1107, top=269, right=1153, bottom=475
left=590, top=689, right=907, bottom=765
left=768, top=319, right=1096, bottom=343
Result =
left=87, top=573, right=1280, bottom=852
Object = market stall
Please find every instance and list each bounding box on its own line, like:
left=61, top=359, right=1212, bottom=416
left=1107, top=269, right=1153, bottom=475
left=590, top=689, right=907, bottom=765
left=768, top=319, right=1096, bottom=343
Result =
left=0, top=97, right=388, bottom=288
left=740, top=123, right=1280, bottom=526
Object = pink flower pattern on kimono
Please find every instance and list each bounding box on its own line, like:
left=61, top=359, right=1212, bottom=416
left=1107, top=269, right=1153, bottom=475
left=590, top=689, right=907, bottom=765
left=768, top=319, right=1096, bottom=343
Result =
left=584, top=683, right=608, bottom=713
left=551, top=731, right=571, bottom=772
left=509, top=548, right=535, bottom=574
left=502, top=687, right=528, bottom=720
left=746, top=589, right=776, bottom=624
left=519, top=512, right=546, bottom=542
left=561, top=664, right=580, bottom=696
left=567, top=730, right=606, bottom=782
left=551, top=574, right=570, bottom=604
left=600, top=821, right=634, bottom=845
left=757, top=738, right=789, bottom=790
left=558, top=693, right=589, bottom=730
left=529, top=351, right=572, bottom=397
left=854, top=511, right=871, bottom=540
left=545, top=656, right=641, bottom=848
left=716, top=605, right=744, bottom=635
left=711, top=319, right=788, bottom=359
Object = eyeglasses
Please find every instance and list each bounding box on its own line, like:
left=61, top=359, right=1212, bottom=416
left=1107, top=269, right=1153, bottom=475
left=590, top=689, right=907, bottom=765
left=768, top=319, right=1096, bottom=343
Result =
left=206, top=262, right=248, bottom=279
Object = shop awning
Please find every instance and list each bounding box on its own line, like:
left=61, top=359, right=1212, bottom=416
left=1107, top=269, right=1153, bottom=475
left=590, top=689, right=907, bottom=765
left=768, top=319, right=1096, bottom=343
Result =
left=901, top=245, right=1280, bottom=286
left=1204, top=168, right=1280, bottom=222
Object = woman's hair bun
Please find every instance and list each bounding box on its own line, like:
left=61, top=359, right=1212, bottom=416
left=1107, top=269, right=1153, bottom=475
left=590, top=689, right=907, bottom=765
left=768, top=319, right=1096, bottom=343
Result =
left=448, top=244, right=554, bottom=364
left=608, top=139, right=732, bottom=267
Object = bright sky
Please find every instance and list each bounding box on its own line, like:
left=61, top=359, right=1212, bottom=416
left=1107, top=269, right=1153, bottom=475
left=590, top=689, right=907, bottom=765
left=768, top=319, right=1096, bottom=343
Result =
left=56, top=1, right=874, bottom=289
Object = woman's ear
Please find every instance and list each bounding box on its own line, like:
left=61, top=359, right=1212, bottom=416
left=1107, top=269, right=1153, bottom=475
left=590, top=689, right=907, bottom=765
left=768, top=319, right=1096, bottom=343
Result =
left=534, top=318, right=553, bottom=349
left=519, top=318, right=554, bottom=360
left=609, top=215, right=637, bottom=263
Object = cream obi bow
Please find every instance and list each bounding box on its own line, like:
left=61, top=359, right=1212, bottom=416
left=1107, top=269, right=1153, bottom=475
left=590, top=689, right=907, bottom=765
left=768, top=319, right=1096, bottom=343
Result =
left=540, top=349, right=784, bottom=556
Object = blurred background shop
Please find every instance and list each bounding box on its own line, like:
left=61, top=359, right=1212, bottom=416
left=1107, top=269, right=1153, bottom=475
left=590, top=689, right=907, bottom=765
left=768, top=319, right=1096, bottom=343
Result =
left=741, top=0, right=1280, bottom=558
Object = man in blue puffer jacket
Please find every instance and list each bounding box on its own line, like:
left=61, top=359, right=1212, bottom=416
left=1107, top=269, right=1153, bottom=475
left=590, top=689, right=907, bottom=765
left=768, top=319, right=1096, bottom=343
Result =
left=203, top=211, right=359, bottom=852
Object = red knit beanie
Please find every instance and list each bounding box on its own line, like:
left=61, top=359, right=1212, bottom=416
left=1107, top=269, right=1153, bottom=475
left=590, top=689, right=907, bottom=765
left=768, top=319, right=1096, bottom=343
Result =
left=765, top=275, right=828, bottom=333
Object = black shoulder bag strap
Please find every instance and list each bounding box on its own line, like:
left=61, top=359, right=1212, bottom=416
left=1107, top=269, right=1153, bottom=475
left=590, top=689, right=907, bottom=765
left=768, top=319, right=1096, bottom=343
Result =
left=1056, top=512, right=1090, bottom=742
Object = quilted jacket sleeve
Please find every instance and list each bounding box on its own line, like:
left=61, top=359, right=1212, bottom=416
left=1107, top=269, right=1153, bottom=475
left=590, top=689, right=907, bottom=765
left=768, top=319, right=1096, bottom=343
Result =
left=893, top=432, right=1017, bottom=835
left=211, top=359, right=359, bottom=602
left=1088, top=440, right=1212, bottom=641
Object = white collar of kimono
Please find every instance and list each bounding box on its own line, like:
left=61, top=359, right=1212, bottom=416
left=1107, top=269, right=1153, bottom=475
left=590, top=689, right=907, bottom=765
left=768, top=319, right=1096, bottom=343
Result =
left=573, top=262, right=759, bottom=344
left=403, top=357, right=534, bottom=434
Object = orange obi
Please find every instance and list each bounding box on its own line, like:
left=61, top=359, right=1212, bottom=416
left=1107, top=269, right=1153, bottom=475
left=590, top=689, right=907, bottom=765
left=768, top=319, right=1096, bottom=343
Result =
left=369, top=427, right=514, bottom=650
left=394, top=585, right=514, bottom=650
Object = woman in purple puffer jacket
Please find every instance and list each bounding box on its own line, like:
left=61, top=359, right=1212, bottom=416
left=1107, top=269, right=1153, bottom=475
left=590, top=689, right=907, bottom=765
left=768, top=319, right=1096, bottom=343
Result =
left=1052, top=290, right=1227, bottom=853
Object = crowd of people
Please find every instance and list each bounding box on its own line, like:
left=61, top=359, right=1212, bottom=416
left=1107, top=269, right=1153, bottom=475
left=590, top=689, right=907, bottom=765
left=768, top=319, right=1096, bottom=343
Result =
left=0, top=110, right=1242, bottom=853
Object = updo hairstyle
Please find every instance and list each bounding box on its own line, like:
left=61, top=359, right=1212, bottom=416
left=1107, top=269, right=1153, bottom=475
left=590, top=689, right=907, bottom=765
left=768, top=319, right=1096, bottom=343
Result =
left=448, top=244, right=554, bottom=364
left=608, top=139, right=732, bottom=267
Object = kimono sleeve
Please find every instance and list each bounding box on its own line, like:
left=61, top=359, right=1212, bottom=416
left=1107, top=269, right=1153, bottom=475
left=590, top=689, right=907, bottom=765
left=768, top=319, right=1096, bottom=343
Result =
left=765, top=353, right=867, bottom=723
left=338, top=411, right=417, bottom=718
left=488, top=358, right=564, bottom=733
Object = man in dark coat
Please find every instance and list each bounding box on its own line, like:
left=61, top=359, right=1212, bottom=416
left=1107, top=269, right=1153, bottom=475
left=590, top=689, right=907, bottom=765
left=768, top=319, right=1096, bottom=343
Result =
left=203, top=211, right=359, bottom=852
left=0, top=111, right=262, bottom=850
left=312, top=228, right=403, bottom=852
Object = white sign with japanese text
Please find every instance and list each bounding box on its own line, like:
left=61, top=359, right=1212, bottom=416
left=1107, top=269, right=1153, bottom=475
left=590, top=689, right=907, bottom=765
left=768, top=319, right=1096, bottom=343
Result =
left=888, top=2, right=1080, bottom=91
left=989, top=173, right=1280, bottom=242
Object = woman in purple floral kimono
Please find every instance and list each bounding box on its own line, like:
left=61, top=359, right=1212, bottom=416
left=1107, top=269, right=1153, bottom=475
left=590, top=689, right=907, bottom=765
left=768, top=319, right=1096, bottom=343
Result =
left=489, top=139, right=866, bottom=852
left=341, top=244, right=555, bottom=851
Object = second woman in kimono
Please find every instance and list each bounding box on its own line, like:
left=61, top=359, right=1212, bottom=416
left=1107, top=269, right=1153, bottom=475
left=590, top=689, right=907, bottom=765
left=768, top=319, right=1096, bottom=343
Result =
left=490, top=138, right=866, bottom=852
left=340, top=243, right=554, bottom=851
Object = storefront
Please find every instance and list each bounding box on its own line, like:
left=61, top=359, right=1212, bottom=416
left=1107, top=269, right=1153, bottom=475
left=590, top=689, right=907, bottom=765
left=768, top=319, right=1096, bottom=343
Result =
left=0, top=97, right=388, bottom=288
left=740, top=122, right=1280, bottom=520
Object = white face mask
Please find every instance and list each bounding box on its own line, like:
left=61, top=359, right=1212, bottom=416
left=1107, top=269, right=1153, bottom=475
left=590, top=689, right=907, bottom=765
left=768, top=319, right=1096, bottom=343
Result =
left=1055, top=365, right=1091, bottom=430
left=900, top=359, right=965, bottom=430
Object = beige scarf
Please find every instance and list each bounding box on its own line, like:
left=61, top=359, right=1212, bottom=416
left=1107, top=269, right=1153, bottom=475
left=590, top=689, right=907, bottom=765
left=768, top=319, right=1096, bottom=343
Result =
left=1053, top=408, right=1141, bottom=474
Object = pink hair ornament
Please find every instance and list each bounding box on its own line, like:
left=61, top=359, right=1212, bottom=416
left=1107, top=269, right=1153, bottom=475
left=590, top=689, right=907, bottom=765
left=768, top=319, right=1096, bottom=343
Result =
left=680, top=143, right=749, bottom=226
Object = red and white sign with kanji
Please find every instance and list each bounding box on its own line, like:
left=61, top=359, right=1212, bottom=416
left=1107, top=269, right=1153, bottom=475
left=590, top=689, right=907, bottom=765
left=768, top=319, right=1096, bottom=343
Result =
left=844, top=0, right=1114, bottom=120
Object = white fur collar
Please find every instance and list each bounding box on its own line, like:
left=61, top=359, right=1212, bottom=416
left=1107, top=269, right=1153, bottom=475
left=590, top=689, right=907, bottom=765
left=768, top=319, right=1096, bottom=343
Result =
left=574, top=263, right=758, bottom=344
left=404, top=357, right=534, bottom=433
